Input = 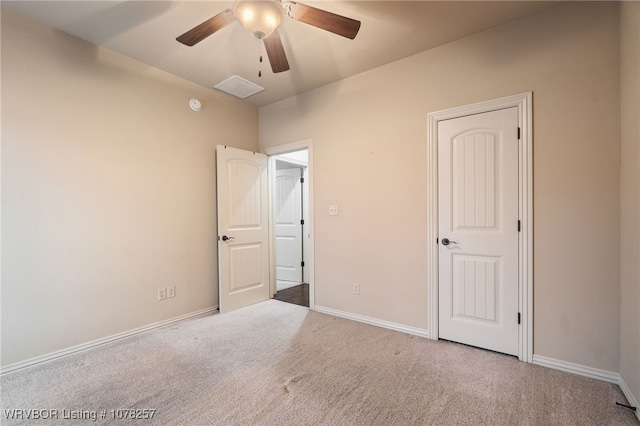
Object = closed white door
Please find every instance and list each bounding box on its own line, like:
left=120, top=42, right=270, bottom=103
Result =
left=438, top=107, right=519, bottom=356
left=217, top=145, right=269, bottom=313
left=275, top=168, right=303, bottom=283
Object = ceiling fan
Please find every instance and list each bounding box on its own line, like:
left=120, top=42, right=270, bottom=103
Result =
left=176, top=0, right=361, bottom=75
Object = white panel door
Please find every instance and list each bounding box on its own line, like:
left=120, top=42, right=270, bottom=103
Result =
left=275, top=168, right=303, bottom=283
left=217, top=145, right=269, bottom=313
left=438, top=107, right=519, bottom=356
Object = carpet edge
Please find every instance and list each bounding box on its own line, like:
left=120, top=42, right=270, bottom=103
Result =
left=314, top=305, right=429, bottom=338
left=619, top=374, right=640, bottom=422
left=0, top=306, right=218, bottom=376
left=532, top=354, right=620, bottom=383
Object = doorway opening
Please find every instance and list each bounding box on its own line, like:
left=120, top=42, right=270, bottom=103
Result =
left=272, top=151, right=309, bottom=307
left=264, top=140, right=314, bottom=309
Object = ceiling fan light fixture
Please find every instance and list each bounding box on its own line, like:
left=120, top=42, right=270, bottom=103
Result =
left=233, top=0, right=283, bottom=40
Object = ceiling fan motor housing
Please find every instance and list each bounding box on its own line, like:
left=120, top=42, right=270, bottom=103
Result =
left=233, top=0, right=284, bottom=40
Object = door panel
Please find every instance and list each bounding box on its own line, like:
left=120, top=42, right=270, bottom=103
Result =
left=452, top=255, right=498, bottom=322
left=453, top=132, right=498, bottom=230
left=275, top=168, right=303, bottom=283
left=228, top=160, right=262, bottom=228
left=217, top=146, right=269, bottom=313
left=229, top=244, right=263, bottom=292
left=438, top=107, right=519, bottom=356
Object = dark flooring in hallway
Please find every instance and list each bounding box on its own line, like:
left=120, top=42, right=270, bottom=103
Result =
left=274, top=284, right=309, bottom=307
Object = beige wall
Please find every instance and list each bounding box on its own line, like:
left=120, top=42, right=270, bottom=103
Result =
left=2, top=1, right=634, bottom=390
left=1, top=9, right=258, bottom=366
left=620, top=1, right=640, bottom=406
left=260, top=2, right=622, bottom=372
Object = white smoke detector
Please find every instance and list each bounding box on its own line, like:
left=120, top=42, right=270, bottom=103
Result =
left=189, top=98, right=202, bottom=111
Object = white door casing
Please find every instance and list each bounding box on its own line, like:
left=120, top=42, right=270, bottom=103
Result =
left=427, top=93, right=532, bottom=362
left=275, top=168, right=303, bottom=283
left=217, top=145, right=270, bottom=313
left=438, top=107, right=519, bottom=356
left=302, top=167, right=310, bottom=285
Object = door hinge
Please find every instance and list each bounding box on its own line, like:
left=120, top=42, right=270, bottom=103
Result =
left=301, top=219, right=305, bottom=225
left=300, top=177, right=304, bottom=183
left=518, top=312, right=521, bottom=324
left=517, top=127, right=521, bottom=140
left=301, top=261, right=305, bottom=267
left=518, top=220, right=521, bottom=232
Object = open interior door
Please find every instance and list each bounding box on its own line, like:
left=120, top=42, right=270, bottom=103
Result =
left=275, top=167, right=303, bottom=283
left=217, top=145, right=270, bottom=313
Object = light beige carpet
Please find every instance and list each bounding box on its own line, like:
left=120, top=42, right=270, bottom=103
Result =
left=1, top=300, right=638, bottom=425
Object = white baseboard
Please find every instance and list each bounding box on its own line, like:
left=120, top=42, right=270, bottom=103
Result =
left=313, top=305, right=429, bottom=338
left=533, top=354, right=639, bottom=421
left=619, top=374, right=640, bottom=422
left=532, top=354, right=620, bottom=383
left=0, top=306, right=218, bottom=376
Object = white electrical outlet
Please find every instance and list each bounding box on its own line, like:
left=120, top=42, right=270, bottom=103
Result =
left=353, top=283, right=360, bottom=295
left=167, top=286, right=175, bottom=298
left=329, top=204, right=339, bottom=216
left=158, top=288, right=166, bottom=301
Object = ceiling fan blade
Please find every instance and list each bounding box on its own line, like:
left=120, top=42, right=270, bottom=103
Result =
left=263, top=30, right=290, bottom=73
left=283, top=1, right=361, bottom=40
left=176, top=9, right=235, bottom=46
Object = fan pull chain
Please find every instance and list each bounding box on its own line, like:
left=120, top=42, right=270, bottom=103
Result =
left=258, top=40, right=263, bottom=78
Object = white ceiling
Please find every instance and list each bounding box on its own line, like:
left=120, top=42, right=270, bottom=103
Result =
left=3, top=1, right=560, bottom=107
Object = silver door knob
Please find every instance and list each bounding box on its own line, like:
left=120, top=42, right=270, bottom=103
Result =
left=441, top=238, right=457, bottom=246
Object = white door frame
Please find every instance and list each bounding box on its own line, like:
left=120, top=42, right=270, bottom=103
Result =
left=427, top=93, right=533, bottom=362
left=263, top=139, right=315, bottom=310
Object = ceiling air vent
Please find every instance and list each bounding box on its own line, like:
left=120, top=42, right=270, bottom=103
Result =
left=214, top=75, right=264, bottom=99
